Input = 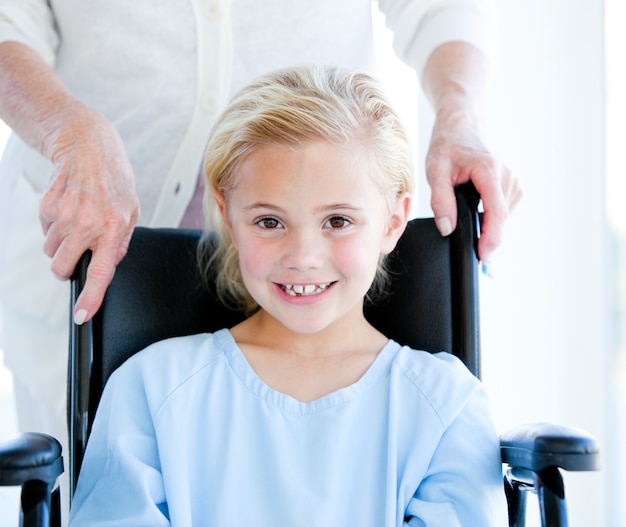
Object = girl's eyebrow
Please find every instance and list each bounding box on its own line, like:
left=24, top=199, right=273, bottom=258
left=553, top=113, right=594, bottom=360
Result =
left=318, top=204, right=364, bottom=213
left=243, top=202, right=364, bottom=213
left=243, top=202, right=283, bottom=211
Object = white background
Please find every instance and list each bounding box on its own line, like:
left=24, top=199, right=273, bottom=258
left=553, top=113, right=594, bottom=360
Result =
left=378, top=0, right=618, bottom=524
left=1, top=0, right=622, bottom=525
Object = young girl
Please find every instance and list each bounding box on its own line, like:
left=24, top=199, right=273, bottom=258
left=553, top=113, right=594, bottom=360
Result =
left=69, top=65, right=506, bottom=526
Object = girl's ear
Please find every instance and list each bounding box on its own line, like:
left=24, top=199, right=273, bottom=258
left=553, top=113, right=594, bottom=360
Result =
left=213, top=190, right=227, bottom=219
left=213, top=191, right=238, bottom=250
left=381, top=192, right=411, bottom=255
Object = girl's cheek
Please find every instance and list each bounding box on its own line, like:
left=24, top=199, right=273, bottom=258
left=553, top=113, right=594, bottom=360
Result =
left=239, top=239, right=274, bottom=276
left=332, top=238, right=371, bottom=271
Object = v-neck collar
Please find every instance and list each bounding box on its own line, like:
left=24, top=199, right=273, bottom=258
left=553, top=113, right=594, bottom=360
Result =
left=214, top=328, right=401, bottom=416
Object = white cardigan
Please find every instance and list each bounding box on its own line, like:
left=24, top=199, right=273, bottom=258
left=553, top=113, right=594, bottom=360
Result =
left=0, top=0, right=496, bottom=415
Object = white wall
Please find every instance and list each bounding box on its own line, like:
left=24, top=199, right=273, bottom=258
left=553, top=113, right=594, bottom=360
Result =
left=483, top=1, right=609, bottom=525
left=377, top=0, right=611, bottom=525
left=426, top=1, right=610, bottom=525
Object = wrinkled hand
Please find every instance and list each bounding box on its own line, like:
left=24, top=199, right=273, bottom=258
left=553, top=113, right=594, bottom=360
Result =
left=426, top=112, right=522, bottom=263
left=39, top=108, right=140, bottom=324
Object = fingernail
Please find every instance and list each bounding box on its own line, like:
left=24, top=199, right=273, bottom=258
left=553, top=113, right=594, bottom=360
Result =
left=74, top=309, right=88, bottom=325
left=436, top=217, right=453, bottom=237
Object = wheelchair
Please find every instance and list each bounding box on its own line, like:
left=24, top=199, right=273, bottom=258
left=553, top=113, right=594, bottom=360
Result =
left=0, top=184, right=600, bottom=526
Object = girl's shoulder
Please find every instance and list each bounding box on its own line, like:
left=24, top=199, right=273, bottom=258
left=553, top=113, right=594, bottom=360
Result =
left=390, top=344, right=484, bottom=422
left=106, top=328, right=233, bottom=396
left=392, top=343, right=477, bottom=383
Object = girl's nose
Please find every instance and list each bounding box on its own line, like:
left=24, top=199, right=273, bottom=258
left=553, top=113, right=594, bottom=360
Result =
left=281, top=230, right=325, bottom=271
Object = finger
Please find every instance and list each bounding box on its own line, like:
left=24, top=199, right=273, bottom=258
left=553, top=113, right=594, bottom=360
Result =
left=39, top=210, right=54, bottom=237
left=477, top=209, right=506, bottom=263
left=39, top=195, right=59, bottom=237
left=463, top=159, right=510, bottom=259
left=509, top=185, right=523, bottom=210
left=501, top=168, right=523, bottom=212
left=426, top=158, right=457, bottom=236
left=474, top=185, right=509, bottom=262
left=39, top=172, right=80, bottom=268
left=38, top=167, right=68, bottom=234
left=42, top=187, right=137, bottom=281
left=42, top=220, right=66, bottom=264
left=46, top=219, right=96, bottom=280
left=72, top=239, right=124, bottom=324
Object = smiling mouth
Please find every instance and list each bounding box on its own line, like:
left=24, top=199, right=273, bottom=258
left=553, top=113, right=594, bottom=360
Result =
left=280, top=283, right=334, bottom=297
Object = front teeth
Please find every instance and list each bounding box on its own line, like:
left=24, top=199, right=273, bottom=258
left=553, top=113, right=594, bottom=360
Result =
left=283, top=283, right=331, bottom=296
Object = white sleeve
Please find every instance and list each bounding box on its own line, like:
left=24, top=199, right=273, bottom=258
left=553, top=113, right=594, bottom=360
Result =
left=376, top=0, right=499, bottom=79
left=68, top=363, right=171, bottom=527
left=0, top=0, right=59, bottom=66
left=404, top=385, right=508, bottom=526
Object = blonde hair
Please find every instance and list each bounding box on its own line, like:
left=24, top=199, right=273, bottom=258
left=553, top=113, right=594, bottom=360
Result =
left=200, top=65, right=414, bottom=314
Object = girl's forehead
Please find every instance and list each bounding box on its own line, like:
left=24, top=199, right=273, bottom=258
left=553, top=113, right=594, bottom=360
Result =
left=225, top=140, right=390, bottom=209
left=234, top=141, right=374, bottom=187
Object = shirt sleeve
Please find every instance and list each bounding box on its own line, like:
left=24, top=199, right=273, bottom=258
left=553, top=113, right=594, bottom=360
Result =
left=68, top=362, right=171, bottom=527
left=376, top=0, right=499, bottom=79
left=0, top=0, right=59, bottom=66
left=404, top=383, right=507, bottom=526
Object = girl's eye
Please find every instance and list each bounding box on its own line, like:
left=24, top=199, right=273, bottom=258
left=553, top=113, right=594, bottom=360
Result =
left=325, top=216, right=350, bottom=229
left=256, top=217, right=283, bottom=229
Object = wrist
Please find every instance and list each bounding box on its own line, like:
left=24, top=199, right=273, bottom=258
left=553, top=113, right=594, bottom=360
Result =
left=422, top=42, right=491, bottom=134
left=41, top=100, right=113, bottom=162
left=433, top=95, right=485, bottom=136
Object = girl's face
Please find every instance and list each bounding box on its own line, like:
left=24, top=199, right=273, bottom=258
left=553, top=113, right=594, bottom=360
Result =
left=216, top=139, right=410, bottom=337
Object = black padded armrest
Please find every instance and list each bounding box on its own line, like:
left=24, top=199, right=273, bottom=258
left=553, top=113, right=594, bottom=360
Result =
left=500, top=423, right=600, bottom=472
left=0, top=432, right=64, bottom=486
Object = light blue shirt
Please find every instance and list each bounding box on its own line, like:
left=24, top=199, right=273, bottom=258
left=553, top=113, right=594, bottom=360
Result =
left=70, top=329, right=506, bottom=526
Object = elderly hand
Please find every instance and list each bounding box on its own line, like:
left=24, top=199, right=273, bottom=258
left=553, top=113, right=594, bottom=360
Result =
left=39, top=105, right=140, bottom=324
left=0, top=42, right=140, bottom=324
left=422, top=42, right=522, bottom=263
left=426, top=109, right=521, bottom=263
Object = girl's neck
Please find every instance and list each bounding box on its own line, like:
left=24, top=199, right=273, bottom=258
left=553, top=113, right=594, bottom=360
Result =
left=231, top=308, right=385, bottom=359
left=229, top=310, right=389, bottom=402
